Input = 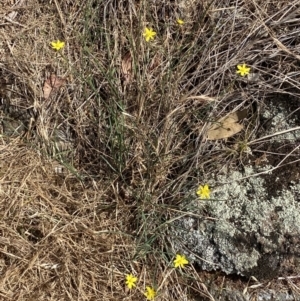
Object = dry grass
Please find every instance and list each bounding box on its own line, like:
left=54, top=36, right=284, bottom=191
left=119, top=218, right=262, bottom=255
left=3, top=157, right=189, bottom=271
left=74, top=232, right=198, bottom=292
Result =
left=0, top=0, right=300, bottom=300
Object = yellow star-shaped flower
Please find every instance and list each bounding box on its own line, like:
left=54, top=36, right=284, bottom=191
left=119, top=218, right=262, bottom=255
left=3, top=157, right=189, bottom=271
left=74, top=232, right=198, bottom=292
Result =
left=143, top=27, right=157, bottom=42
left=125, top=274, right=137, bottom=289
left=173, top=254, right=189, bottom=268
left=236, top=63, right=251, bottom=77
left=144, top=286, right=156, bottom=300
left=196, top=184, right=211, bottom=199
left=177, top=19, right=185, bottom=25
left=50, top=40, right=65, bottom=51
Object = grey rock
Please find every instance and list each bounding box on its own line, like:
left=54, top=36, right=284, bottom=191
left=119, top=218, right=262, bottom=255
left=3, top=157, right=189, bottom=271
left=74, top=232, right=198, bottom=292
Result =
left=171, top=97, right=300, bottom=280
left=208, top=287, right=297, bottom=301
left=171, top=164, right=300, bottom=279
left=256, top=290, right=295, bottom=301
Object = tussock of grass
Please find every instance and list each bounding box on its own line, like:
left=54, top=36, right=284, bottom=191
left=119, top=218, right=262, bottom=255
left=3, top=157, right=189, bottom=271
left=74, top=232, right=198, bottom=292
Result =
left=0, top=0, right=300, bottom=300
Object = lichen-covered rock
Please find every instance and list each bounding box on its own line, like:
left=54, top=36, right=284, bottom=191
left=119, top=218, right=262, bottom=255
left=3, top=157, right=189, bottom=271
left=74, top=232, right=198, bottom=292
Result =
left=206, top=285, right=296, bottom=301
left=256, top=290, right=295, bottom=301
left=171, top=164, right=300, bottom=279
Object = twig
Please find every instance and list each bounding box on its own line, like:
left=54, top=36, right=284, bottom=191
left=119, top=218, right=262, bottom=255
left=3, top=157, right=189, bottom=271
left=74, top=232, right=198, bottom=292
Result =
left=54, top=0, right=67, bottom=29
left=248, top=126, right=300, bottom=145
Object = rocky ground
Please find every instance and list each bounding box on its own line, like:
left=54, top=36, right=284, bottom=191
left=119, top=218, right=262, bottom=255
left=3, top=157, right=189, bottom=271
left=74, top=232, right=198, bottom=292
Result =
left=171, top=94, right=300, bottom=300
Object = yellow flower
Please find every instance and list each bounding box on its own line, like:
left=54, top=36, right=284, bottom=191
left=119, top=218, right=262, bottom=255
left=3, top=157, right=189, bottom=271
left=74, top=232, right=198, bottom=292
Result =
left=236, top=63, right=251, bottom=77
left=143, top=27, right=156, bottom=42
left=125, top=274, right=137, bottom=289
left=144, top=286, right=156, bottom=300
left=173, top=254, right=189, bottom=268
left=51, top=40, right=65, bottom=51
left=196, top=184, right=210, bottom=199
left=177, top=19, right=185, bottom=25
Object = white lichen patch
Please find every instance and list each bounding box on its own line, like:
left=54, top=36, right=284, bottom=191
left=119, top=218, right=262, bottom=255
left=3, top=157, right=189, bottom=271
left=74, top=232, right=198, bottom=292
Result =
left=172, top=164, right=300, bottom=277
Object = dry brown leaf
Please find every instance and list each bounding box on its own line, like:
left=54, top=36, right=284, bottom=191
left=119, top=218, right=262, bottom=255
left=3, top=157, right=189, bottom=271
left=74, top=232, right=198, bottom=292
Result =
left=43, top=74, right=66, bottom=99
left=206, top=110, right=247, bottom=140
left=121, top=52, right=133, bottom=84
